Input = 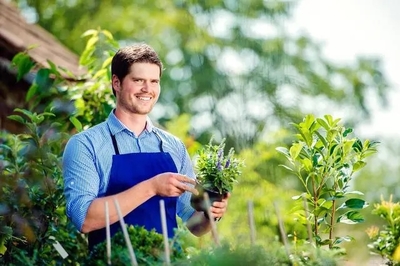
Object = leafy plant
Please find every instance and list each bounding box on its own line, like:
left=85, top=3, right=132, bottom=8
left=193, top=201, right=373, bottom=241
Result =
left=69, top=28, right=118, bottom=128
left=87, top=225, right=185, bottom=265
left=175, top=241, right=338, bottom=266
left=367, top=195, right=400, bottom=266
left=0, top=109, right=87, bottom=265
left=276, top=114, right=378, bottom=249
left=195, top=138, right=244, bottom=194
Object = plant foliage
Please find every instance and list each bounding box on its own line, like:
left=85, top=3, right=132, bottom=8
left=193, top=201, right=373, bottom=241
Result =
left=276, top=114, right=378, bottom=249
left=195, top=138, right=244, bottom=194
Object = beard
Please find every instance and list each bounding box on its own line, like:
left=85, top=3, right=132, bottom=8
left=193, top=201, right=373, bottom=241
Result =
left=118, top=94, right=156, bottom=115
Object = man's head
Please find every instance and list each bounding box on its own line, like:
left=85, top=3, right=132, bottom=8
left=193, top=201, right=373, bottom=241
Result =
left=111, top=43, right=163, bottom=96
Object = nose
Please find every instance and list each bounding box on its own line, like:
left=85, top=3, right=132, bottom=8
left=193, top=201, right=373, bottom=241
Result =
left=140, top=81, right=149, bottom=92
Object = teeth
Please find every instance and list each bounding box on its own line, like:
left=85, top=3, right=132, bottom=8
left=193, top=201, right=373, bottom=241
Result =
left=138, top=97, right=151, bottom=100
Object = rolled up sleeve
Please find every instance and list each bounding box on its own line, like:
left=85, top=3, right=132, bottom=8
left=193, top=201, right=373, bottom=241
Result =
left=176, top=143, right=196, bottom=222
left=62, top=136, right=100, bottom=231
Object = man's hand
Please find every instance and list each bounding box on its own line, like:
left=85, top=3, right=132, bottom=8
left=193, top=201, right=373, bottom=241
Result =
left=151, top=172, right=198, bottom=197
left=209, top=193, right=230, bottom=219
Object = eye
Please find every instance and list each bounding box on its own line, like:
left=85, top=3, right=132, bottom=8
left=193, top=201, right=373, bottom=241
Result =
left=133, top=79, right=144, bottom=84
left=151, top=80, right=160, bottom=84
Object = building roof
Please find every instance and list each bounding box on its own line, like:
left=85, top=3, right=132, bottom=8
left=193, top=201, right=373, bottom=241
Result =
left=0, top=0, right=85, bottom=78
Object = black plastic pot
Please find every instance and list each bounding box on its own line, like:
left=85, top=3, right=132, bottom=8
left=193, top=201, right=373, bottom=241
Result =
left=190, top=182, right=227, bottom=212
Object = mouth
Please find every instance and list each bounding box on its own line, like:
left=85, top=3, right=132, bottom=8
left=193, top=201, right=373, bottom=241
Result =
left=136, top=96, right=152, bottom=101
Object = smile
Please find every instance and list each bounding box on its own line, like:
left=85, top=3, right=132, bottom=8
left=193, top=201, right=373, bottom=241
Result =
left=137, top=96, right=152, bottom=101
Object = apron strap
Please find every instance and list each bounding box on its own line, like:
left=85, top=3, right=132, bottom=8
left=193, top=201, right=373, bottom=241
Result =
left=152, top=129, right=165, bottom=153
left=110, top=134, right=120, bottom=155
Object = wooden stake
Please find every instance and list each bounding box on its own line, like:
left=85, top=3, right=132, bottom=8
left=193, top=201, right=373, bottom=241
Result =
left=159, top=200, right=171, bottom=265
left=203, top=192, right=220, bottom=246
left=113, top=198, right=138, bottom=266
left=273, top=201, right=291, bottom=259
left=247, top=200, right=256, bottom=245
left=105, top=201, right=111, bottom=265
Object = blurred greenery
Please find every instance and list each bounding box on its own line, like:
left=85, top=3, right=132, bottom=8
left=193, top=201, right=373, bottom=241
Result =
left=13, top=0, right=389, bottom=149
left=1, top=0, right=398, bottom=264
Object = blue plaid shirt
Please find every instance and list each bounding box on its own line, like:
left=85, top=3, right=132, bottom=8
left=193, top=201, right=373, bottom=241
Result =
left=62, top=111, right=196, bottom=231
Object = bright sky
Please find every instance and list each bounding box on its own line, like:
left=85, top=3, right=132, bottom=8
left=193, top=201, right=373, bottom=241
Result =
left=287, top=0, right=400, bottom=140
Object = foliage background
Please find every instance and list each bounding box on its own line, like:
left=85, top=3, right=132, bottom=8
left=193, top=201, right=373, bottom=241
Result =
left=1, top=0, right=399, bottom=264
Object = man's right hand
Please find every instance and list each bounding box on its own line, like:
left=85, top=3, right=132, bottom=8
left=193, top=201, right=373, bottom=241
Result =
left=150, top=172, right=198, bottom=197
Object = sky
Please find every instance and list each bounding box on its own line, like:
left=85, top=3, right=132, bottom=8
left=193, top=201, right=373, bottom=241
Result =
left=286, top=0, right=400, bottom=140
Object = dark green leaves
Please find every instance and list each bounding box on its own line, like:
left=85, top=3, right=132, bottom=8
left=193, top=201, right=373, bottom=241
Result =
left=337, top=211, right=365, bottom=224
left=337, top=198, right=369, bottom=210
left=11, top=52, right=35, bottom=81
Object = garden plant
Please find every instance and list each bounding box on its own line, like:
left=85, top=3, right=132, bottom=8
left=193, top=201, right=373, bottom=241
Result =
left=367, top=195, right=400, bottom=265
left=277, top=114, right=378, bottom=250
left=190, top=138, right=244, bottom=212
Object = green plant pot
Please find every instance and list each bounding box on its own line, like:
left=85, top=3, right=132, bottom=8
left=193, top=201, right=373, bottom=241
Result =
left=190, top=182, right=227, bottom=213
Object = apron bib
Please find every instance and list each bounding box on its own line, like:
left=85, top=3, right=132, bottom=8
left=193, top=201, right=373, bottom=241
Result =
left=88, top=130, right=178, bottom=249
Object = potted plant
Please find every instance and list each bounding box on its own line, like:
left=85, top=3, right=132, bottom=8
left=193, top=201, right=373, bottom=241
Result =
left=190, top=138, right=244, bottom=213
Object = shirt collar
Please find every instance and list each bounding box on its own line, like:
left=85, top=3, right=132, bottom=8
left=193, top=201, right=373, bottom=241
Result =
left=106, top=109, right=154, bottom=136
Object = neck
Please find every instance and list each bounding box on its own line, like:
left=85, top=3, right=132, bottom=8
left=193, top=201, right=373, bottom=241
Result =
left=114, top=108, right=147, bottom=136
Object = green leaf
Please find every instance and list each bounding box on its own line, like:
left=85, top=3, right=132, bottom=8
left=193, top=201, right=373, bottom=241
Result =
left=299, top=158, right=312, bottom=172
left=352, top=139, right=363, bottom=152
left=86, top=35, right=99, bottom=50
left=0, top=242, right=7, bottom=255
left=14, top=108, right=33, bottom=119
left=7, top=115, right=25, bottom=124
left=0, top=144, right=12, bottom=152
left=292, top=194, right=306, bottom=200
left=35, top=68, right=54, bottom=91
left=93, top=68, right=107, bottom=80
left=353, top=161, right=366, bottom=171
left=317, top=118, right=330, bottom=131
left=275, top=147, right=289, bottom=156
left=343, top=128, right=353, bottom=137
left=337, top=198, right=369, bottom=210
left=69, top=117, right=83, bottom=132
left=11, top=53, right=35, bottom=81
left=26, top=83, right=39, bottom=101
left=337, top=211, right=364, bottom=224
left=314, top=130, right=328, bottom=147
left=289, top=143, right=303, bottom=160
left=345, top=190, right=364, bottom=196
left=101, top=29, right=114, bottom=40
left=279, top=164, right=294, bottom=172
left=333, top=235, right=353, bottom=245
left=81, top=29, right=99, bottom=37
left=101, top=56, right=113, bottom=69
left=47, top=59, right=57, bottom=71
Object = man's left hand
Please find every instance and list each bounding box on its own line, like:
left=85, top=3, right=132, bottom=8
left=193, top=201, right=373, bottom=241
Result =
left=209, top=193, right=230, bottom=220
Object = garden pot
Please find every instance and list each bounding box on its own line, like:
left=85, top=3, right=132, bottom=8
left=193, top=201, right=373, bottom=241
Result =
left=190, top=182, right=227, bottom=213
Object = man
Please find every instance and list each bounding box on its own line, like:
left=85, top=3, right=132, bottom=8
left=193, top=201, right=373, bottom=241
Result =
left=62, top=43, right=229, bottom=249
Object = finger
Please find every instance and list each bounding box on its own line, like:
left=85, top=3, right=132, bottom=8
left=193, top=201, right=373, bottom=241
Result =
left=175, top=174, right=196, bottom=185
left=212, top=201, right=226, bottom=208
left=210, top=207, right=224, bottom=217
left=178, top=183, right=199, bottom=195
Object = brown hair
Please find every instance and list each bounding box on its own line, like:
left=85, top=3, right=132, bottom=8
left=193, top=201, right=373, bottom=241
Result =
left=111, top=43, right=163, bottom=95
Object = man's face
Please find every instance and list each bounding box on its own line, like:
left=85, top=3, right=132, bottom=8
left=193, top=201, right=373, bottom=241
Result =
left=113, top=62, right=161, bottom=115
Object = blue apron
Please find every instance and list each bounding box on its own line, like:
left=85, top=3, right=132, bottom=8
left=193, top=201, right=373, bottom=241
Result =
left=88, top=130, right=178, bottom=250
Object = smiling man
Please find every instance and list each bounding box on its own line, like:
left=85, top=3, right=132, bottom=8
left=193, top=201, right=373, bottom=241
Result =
left=62, top=43, right=230, bottom=250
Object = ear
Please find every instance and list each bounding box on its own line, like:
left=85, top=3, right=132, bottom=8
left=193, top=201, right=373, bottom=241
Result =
left=112, top=75, right=121, bottom=93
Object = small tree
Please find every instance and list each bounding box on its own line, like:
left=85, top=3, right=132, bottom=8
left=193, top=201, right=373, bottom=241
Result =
left=277, top=114, right=378, bottom=249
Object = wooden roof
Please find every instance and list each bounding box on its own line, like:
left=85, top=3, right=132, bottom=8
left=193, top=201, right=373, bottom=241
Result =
left=0, top=0, right=85, bottom=78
